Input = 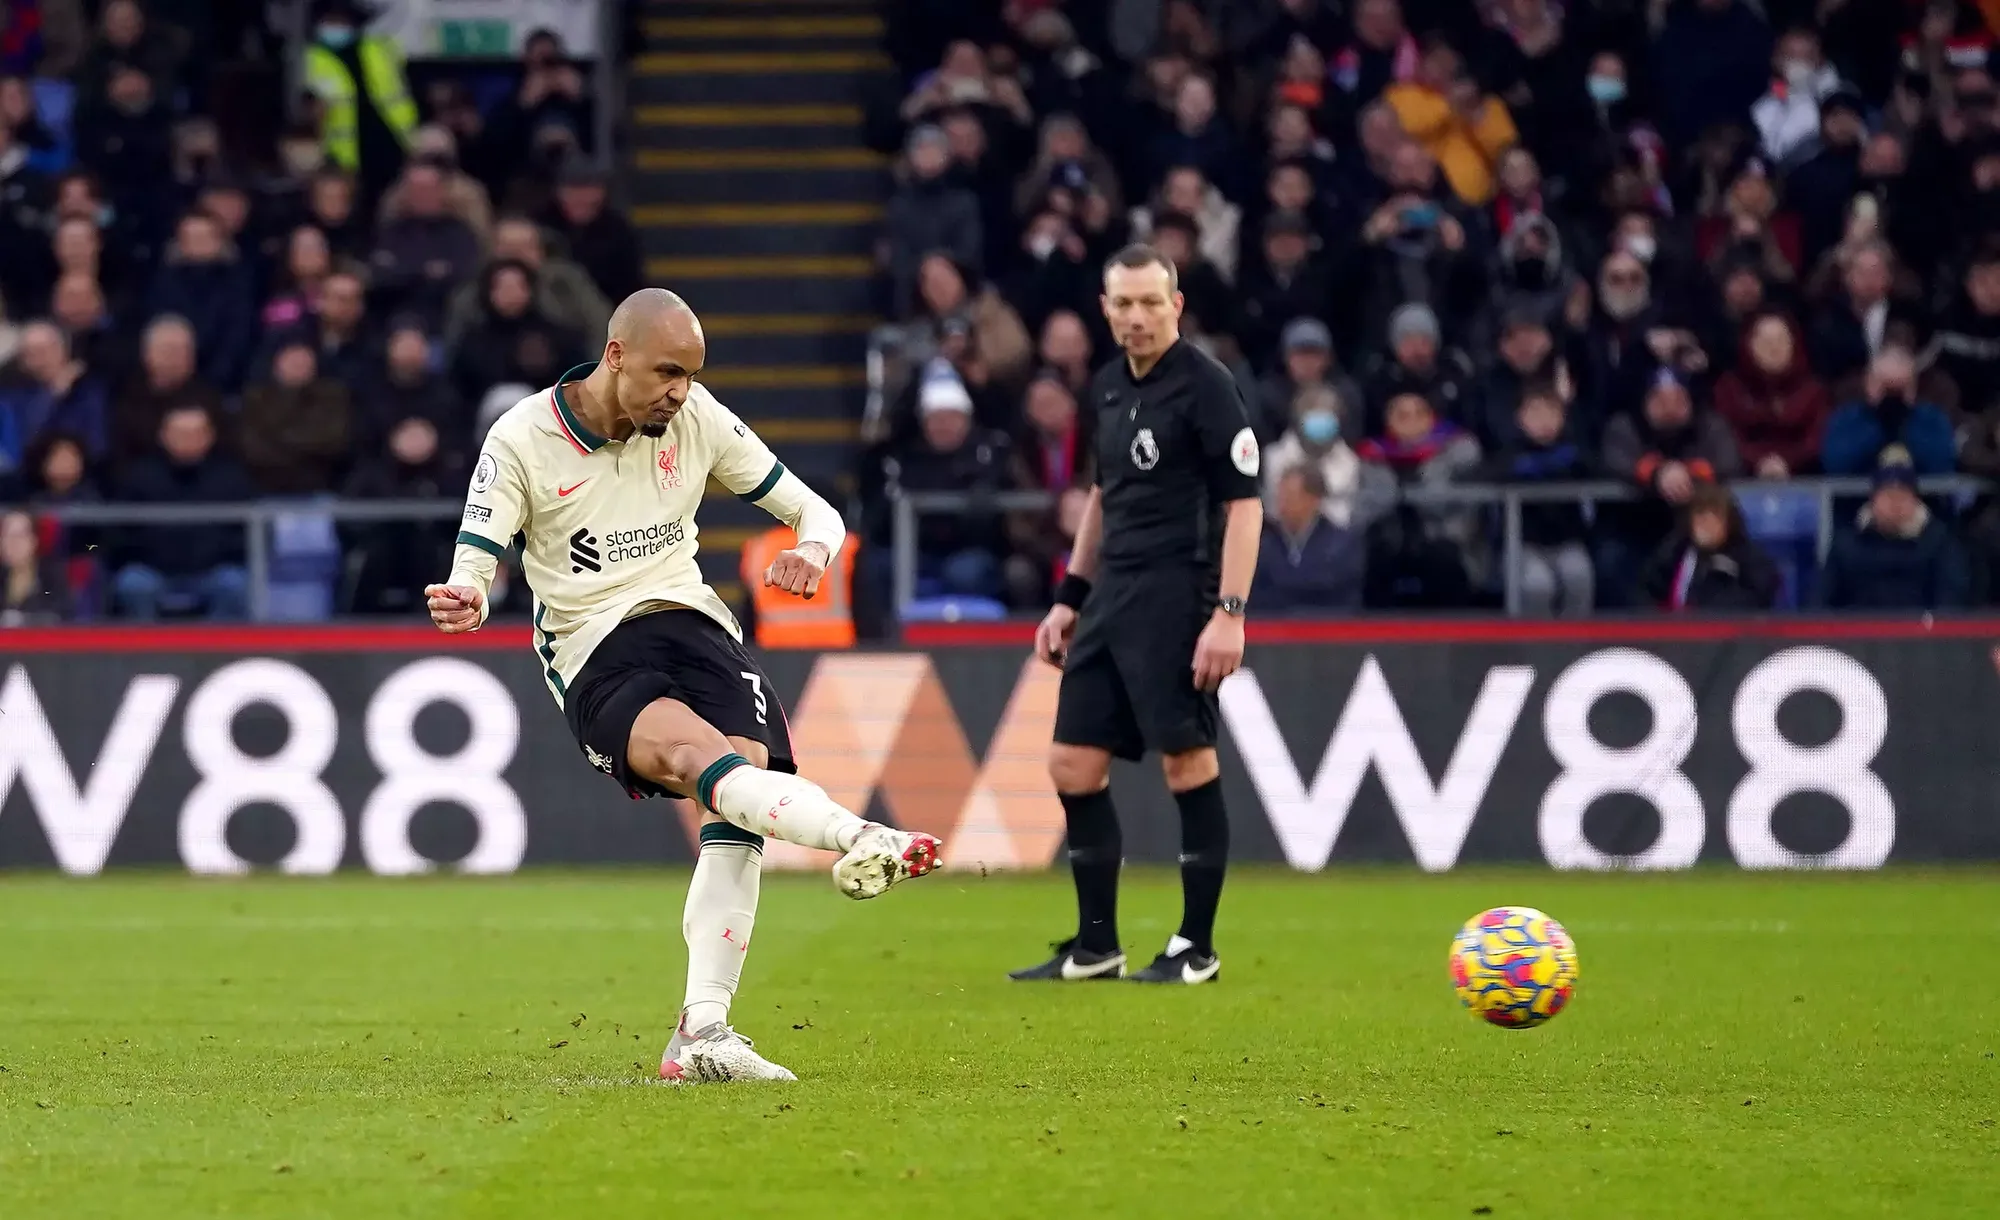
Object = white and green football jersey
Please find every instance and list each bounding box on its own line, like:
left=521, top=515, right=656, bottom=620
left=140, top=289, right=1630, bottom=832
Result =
left=447, top=363, right=843, bottom=705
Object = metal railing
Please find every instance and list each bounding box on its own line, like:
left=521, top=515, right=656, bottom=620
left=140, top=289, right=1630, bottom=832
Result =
left=25, top=498, right=465, bottom=621
left=890, top=476, right=1996, bottom=618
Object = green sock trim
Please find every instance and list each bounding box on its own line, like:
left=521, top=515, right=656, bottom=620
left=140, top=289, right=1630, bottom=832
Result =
left=695, top=753, right=751, bottom=812
left=699, top=822, right=765, bottom=851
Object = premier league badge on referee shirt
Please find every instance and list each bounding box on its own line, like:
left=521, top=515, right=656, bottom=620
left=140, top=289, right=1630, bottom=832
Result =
left=1130, top=427, right=1160, bottom=470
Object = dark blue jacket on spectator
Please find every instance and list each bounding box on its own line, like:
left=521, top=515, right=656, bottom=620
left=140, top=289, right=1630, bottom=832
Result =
left=1817, top=509, right=1970, bottom=609
left=0, top=376, right=111, bottom=467
left=114, top=450, right=256, bottom=575
left=1254, top=516, right=1364, bottom=611
left=1151, top=124, right=1247, bottom=203
left=1650, top=0, right=1773, bottom=150
left=147, top=258, right=259, bottom=392
left=1820, top=399, right=1955, bottom=475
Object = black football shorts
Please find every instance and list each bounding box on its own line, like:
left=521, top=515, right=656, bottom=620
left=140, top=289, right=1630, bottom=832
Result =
left=1052, top=567, right=1218, bottom=760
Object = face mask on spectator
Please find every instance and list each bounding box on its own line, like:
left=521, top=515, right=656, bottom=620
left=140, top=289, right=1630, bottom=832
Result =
left=1601, top=284, right=1649, bottom=319
left=1028, top=230, right=1060, bottom=261
left=1300, top=410, right=1340, bottom=446
left=1586, top=75, right=1625, bottom=105
left=317, top=23, right=357, bottom=49
left=1623, top=233, right=1657, bottom=263
left=1513, top=255, right=1550, bottom=289
left=1781, top=59, right=1815, bottom=90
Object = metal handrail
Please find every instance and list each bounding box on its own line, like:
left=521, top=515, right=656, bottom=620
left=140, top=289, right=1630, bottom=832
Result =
left=888, top=476, right=1997, bottom=617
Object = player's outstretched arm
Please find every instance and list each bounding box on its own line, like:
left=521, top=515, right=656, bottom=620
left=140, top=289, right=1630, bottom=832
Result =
left=711, top=402, right=847, bottom=600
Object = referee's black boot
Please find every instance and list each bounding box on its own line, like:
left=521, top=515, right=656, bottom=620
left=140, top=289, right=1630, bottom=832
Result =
left=1008, top=938, right=1126, bottom=981
left=1128, top=943, right=1220, bottom=985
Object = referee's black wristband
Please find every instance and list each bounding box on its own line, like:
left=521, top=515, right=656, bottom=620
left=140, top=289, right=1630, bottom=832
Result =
left=1054, top=573, right=1093, bottom=610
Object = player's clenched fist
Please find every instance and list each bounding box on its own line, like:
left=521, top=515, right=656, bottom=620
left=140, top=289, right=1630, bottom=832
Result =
left=425, top=583, right=485, bottom=633
left=764, top=542, right=829, bottom=599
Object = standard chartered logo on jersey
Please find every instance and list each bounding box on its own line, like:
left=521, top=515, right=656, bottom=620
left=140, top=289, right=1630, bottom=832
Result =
left=603, top=519, right=685, bottom=563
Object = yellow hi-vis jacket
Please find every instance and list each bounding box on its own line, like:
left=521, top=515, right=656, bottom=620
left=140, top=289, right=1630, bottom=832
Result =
left=302, top=37, right=417, bottom=170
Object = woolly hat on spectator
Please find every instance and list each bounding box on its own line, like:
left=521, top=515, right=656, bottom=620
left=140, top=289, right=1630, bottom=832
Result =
left=1873, top=444, right=1918, bottom=491
left=1387, top=301, right=1440, bottom=347
left=918, top=359, right=973, bottom=416
left=1282, top=317, right=1333, bottom=353
left=1822, top=84, right=1868, bottom=123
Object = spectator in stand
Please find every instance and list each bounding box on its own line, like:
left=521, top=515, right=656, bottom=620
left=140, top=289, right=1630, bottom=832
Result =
left=1131, top=164, right=1240, bottom=286
left=1817, top=447, right=1971, bottom=610
left=1787, top=87, right=1870, bottom=266
left=487, top=28, right=594, bottom=177
left=1137, top=211, right=1235, bottom=345
left=1262, top=381, right=1394, bottom=533
left=1351, top=142, right=1481, bottom=350
left=0, top=101, right=55, bottom=309
left=1362, top=302, right=1475, bottom=434
left=540, top=160, right=641, bottom=306
left=0, top=320, right=108, bottom=466
left=1014, top=112, right=1122, bottom=228
left=1641, top=484, right=1782, bottom=612
left=111, top=403, right=252, bottom=620
left=1696, top=161, right=1802, bottom=289
left=1713, top=312, right=1832, bottom=479
left=259, top=268, right=376, bottom=393
left=1384, top=35, right=1519, bottom=208
left=1149, top=73, right=1246, bottom=203
left=51, top=274, right=124, bottom=392
left=914, top=253, right=1032, bottom=397
left=451, top=260, right=583, bottom=408
left=1238, top=210, right=1333, bottom=370
left=1602, top=369, right=1744, bottom=601
left=369, top=160, right=482, bottom=327
left=343, top=336, right=469, bottom=615
left=885, top=363, right=1011, bottom=602
left=301, top=0, right=416, bottom=207
left=1331, top=100, right=1407, bottom=219
left=71, top=68, right=171, bottom=258
left=1003, top=371, right=1092, bottom=606
left=1255, top=317, right=1362, bottom=444
left=0, top=508, right=70, bottom=624
left=1923, top=243, right=2000, bottom=419
left=307, top=169, right=371, bottom=263
left=1651, top=0, right=1774, bottom=152
left=1329, top=0, right=1418, bottom=120
left=1821, top=345, right=1956, bottom=475
left=1474, top=308, right=1563, bottom=447
left=1809, top=241, right=1909, bottom=390
left=1469, top=382, right=1598, bottom=617
left=1004, top=203, right=1096, bottom=339
left=445, top=213, right=608, bottom=350
left=887, top=124, right=984, bottom=320
left=379, top=126, right=494, bottom=247
left=238, top=340, right=352, bottom=496
left=110, top=315, right=221, bottom=477
left=262, top=224, right=336, bottom=330
left=1487, top=211, right=1578, bottom=347
left=76, top=0, right=186, bottom=105
left=1751, top=26, right=1846, bottom=170
left=901, top=38, right=1035, bottom=138
left=1035, top=310, right=1094, bottom=399
left=49, top=215, right=118, bottom=318
left=1254, top=463, right=1365, bottom=612
left=147, top=210, right=257, bottom=393
left=1572, top=249, right=1676, bottom=427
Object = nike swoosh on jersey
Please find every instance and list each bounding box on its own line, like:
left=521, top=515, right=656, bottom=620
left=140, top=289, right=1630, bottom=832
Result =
left=558, top=480, right=590, bottom=497
left=1181, top=958, right=1221, bottom=984
left=1060, top=955, right=1118, bottom=980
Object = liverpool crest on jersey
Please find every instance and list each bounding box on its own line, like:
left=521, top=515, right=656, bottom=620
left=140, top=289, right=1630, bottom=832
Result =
left=658, top=444, right=683, bottom=490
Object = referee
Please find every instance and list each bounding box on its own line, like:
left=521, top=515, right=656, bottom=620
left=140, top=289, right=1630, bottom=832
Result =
left=1011, top=244, right=1264, bottom=985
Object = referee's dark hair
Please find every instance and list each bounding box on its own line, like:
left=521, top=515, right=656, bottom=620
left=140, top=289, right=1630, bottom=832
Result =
left=1104, top=243, right=1179, bottom=293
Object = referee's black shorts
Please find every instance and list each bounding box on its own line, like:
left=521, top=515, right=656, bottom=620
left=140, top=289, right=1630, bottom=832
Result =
left=1052, top=567, right=1218, bottom=761
left=562, top=608, right=796, bottom=799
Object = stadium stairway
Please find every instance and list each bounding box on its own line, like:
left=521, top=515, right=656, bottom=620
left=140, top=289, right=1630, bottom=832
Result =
left=628, top=0, right=892, bottom=606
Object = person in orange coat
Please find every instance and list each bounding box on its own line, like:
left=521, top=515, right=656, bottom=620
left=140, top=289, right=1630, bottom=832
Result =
left=1383, top=36, right=1518, bottom=208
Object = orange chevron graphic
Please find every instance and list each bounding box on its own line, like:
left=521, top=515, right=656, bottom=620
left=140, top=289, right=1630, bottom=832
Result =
left=754, top=654, right=1065, bottom=872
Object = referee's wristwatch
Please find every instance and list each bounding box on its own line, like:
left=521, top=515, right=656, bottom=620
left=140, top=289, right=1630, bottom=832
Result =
left=1217, top=596, right=1247, bottom=618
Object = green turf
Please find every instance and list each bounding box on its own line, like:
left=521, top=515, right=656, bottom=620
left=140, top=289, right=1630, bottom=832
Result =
left=2, top=868, right=1996, bottom=1218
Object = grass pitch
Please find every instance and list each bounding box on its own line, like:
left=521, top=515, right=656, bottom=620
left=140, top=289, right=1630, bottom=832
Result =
left=2, top=868, right=1995, bottom=1218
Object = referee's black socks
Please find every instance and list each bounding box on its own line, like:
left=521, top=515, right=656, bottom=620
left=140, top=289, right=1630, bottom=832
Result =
left=1173, top=778, right=1230, bottom=957
left=1059, top=788, right=1122, bottom=954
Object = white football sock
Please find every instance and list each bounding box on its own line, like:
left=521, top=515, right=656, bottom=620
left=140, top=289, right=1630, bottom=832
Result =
left=681, top=833, right=762, bottom=1033
left=702, top=756, right=869, bottom=853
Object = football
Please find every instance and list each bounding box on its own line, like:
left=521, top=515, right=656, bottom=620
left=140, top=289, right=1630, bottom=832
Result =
left=1449, top=906, right=1580, bottom=1029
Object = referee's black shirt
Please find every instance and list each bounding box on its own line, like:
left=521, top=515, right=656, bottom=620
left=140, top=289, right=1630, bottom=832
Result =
left=1089, top=338, right=1261, bottom=573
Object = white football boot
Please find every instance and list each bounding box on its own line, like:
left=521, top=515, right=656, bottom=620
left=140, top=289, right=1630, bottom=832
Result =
left=659, top=1019, right=797, bottom=1084
left=832, top=823, right=943, bottom=900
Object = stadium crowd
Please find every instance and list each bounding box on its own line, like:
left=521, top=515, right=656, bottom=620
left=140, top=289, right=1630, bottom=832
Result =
left=864, top=0, right=2000, bottom=617
left=0, top=0, right=636, bottom=624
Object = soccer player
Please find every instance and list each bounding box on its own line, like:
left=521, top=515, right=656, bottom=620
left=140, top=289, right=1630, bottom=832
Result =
left=1011, top=245, right=1263, bottom=986
left=426, top=289, right=942, bottom=1083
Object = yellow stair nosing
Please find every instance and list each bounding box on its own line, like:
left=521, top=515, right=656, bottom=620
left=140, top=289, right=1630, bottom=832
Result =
left=649, top=255, right=875, bottom=279
left=633, top=50, right=889, bottom=75
left=635, top=147, right=885, bottom=171
left=635, top=103, right=866, bottom=128
left=633, top=201, right=884, bottom=227
left=642, top=16, right=884, bottom=38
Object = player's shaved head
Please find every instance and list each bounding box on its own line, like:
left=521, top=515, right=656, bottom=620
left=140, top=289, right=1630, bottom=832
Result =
left=597, top=288, right=707, bottom=437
